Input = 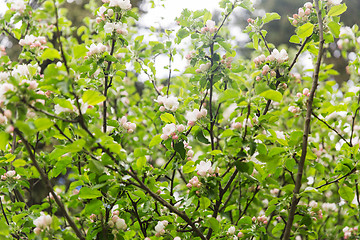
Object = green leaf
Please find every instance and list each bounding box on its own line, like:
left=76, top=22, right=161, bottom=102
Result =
left=73, top=44, right=88, bottom=59
left=84, top=199, right=103, bottom=214
left=200, top=197, right=211, bottom=209
left=218, top=89, right=239, bottom=103
left=297, top=22, right=314, bottom=39
left=208, top=217, right=219, bottom=233
left=183, top=161, right=196, bottom=173
left=41, top=48, right=61, bottom=61
left=328, top=21, right=340, bottom=37
left=89, top=159, right=105, bottom=175
left=289, top=35, right=300, bottom=44
left=12, top=213, right=27, bottom=224
left=12, top=159, right=27, bottom=167
left=262, top=12, right=281, bottom=24
left=328, top=3, right=347, bottom=16
left=174, top=141, right=186, bottom=160
left=160, top=113, right=176, bottom=124
left=34, top=118, right=54, bottom=131
left=82, top=90, right=106, bottom=106
left=149, top=134, right=162, bottom=148
left=339, top=185, right=354, bottom=202
left=260, top=90, right=282, bottom=102
left=252, top=33, right=259, bottom=50
left=196, top=129, right=210, bottom=144
left=0, top=132, right=9, bottom=151
left=218, top=40, right=233, bottom=54
left=136, top=156, right=147, bottom=170
left=134, top=148, right=147, bottom=157
left=79, top=187, right=102, bottom=199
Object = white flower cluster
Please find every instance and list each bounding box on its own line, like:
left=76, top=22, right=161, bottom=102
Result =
left=196, top=161, right=216, bottom=177
left=104, top=22, right=128, bottom=35
left=326, top=0, right=342, bottom=6
left=1, top=170, right=20, bottom=181
left=156, top=95, right=179, bottom=112
left=33, top=213, right=52, bottom=235
left=322, top=202, right=337, bottom=211
left=19, top=35, right=47, bottom=49
left=343, top=226, right=358, bottom=239
left=120, top=116, right=136, bottom=133
left=20, top=79, right=39, bottom=90
left=11, top=0, right=26, bottom=14
left=227, top=226, right=244, bottom=239
left=106, top=0, right=132, bottom=10
left=288, top=106, right=301, bottom=114
left=86, top=43, right=107, bottom=57
left=108, top=210, right=127, bottom=232
left=154, top=220, right=168, bottom=237
left=185, top=108, right=207, bottom=126
left=201, top=20, right=217, bottom=34
left=160, top=123, right=186, bottom=140
left=291, top=2, right=313, bottom=26
left=196, top=62, right=211, bottom=73
left=0, top=72, right=9, bottom=81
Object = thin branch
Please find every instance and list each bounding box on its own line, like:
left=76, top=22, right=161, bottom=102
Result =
left=53, top=0, right=69, bottom=75
left=166, top=51, right=173, bottom=96
left=282, top=1, right=324, bottom=239
left=288, top=35, right=312, bottom=72
left=350, top=92, right=360, bottom=146
left=128, top=169, right=207, bottom=240
left=0, top=197, right=9, bottom=225
left=24, top=101, right=78, bottom=123
left=12, top=127, right=84, bottom=240
left=237, top=185, right=260, bottom=222
left=259, top=31, right=271, bottom=53
left=312, top=112, right=351, bottom=147
left=315, top=167, right=357, bottom=189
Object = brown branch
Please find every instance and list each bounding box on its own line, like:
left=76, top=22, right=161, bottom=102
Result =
left=259, top=31, right=271, bottom=53
left=282, top=1, right=324, bottom=239
left=12, top=128, right=84, bottom=239
left=128, top=170, right=206, bottom=240
left=315, top=167, right=357, bottom=189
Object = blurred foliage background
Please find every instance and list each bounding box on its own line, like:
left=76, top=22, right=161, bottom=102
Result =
left=2, top=0, right=359, bottom=83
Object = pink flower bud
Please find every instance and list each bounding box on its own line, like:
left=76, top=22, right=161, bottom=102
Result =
left=256, top=76, right=261, bottom=81
left=303, top=88, right=310, bottom=96
left=296, top=92, right=302, bottom=97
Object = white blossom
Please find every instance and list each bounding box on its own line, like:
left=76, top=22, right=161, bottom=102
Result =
left=109, top=0, right=132, bottom=10
left=11, top=0, right=26, bottom=13
left=196, top=161, right=212, bottom=177
left=163, top=96, right=179, bottom=112
left=104, top=22, right=116, bottom=33
left=0, top=72, right=9, bottom=81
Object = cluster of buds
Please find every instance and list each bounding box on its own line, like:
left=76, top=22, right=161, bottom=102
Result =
left=186, top=176, right=201, bottom=188
left=196, top=62, right=211, bottom=74
left=247, top=18, right=255, bottom=24
left=185, top=50, right=196, bottom=60
left=252, top=215, right=268, bottom=225
left=0, top=109, right=12, bottom=124
left=291, top=2, right=313, bottom=26
left=201, top=20, right=217, bottom=34
left=160, top=123, right=185, bottom=140
left=120, top=116, right=136, bottom=133
left=184, top=142, right=194, bottom=160
left=86, top=43, right=107, bottom=57
left=343, top=226, right=358, bottom=239
left=156, top=95, right=179, bottom=112
left=0, top=46, right=6, bottom=57
left=261, top=64, right=276, bottom=77
left=89, top=213, right=97, bottom=222
left=108, top=210, right=127, bottom=232
left=33, top=213, right=52, bottom=235
left=154, top=220, right=168, bottom=237
left=288, top=106, right=301, bottom=114
left=185, top=108, right=207, bottom=126
left=296, top=88, right=310, bottom=97
left=221, top=55, right=233, bottom=69
left=96, top=6, right=113, bottom=22
left=19, top=35, right=47, bottom=49
left=1, top=170, right=20, bottom=180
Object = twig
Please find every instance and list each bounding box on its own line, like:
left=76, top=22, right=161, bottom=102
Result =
left=166, top=51, right=173, bottom=96
left=259, top=31, right=271, bottom=53
left=312, top=112, right=351, bottom=147
left=282, top=1, right=324, bottom=239
left=315, top=167, right=357, bottom=189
